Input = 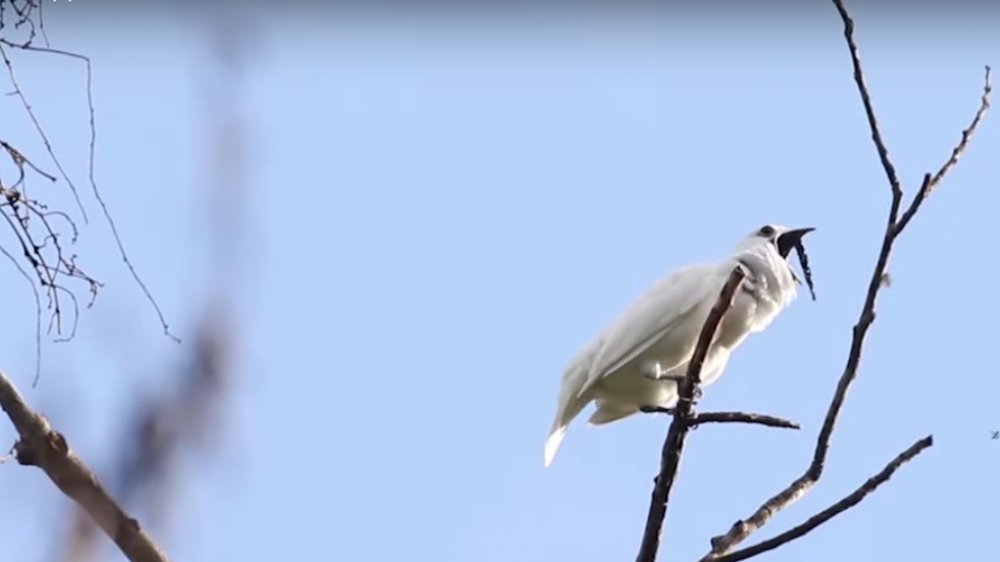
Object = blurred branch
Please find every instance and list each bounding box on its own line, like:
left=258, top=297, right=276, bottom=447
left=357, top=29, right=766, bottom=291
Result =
left=0, top=370, right=171, bottom=562
left=56, top=321, right=229, bottom=562
left=54, top=13, right=252, bottom=561
left=634, top=267, right=746, bottom=562
left=698, top=1, right=990, bottom=559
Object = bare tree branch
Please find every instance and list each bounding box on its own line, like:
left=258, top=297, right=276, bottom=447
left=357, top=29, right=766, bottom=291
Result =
left=712, top=436, right=932, bottom=562
left=698, top=1, right=991, bottom=559
left=830, top=0, right=903, bottom=199
left=635, top=267, right=746, bottom=562
left=0, top=370, right=171, bottom=562
left=690, top=412, right=800, bottom=430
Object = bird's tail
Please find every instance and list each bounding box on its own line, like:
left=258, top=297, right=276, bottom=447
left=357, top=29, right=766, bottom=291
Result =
left=544, top=425, right=568, bottom=468
left=544, top=395, right=588, bottom=468
left=545, top=336, right=603, bottom=468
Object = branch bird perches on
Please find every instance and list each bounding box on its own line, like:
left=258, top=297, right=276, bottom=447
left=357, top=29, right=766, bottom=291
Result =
left=634, top=1, right=991, bottom=561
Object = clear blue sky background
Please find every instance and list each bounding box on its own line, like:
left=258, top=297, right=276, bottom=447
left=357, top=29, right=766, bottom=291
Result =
left=0, top=2, right=998, bottom=562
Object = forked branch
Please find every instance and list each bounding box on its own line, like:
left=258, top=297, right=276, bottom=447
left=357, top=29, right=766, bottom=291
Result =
left=697, top=1, right=990, bottom=560
left=712, top=435, right=932, bottom=562
left=634, top=267, right=746, bottom=562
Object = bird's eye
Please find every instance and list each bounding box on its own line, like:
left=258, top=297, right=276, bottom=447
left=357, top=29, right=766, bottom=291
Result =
left=758, top=225, right=775, bottom=237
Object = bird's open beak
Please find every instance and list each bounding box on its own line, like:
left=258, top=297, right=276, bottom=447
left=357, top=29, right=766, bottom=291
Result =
left=776, top=227, right=815, bottom=258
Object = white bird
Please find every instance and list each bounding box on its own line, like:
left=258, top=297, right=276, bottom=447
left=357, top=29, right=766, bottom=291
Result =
left=544, top=224, right=814, bottom=468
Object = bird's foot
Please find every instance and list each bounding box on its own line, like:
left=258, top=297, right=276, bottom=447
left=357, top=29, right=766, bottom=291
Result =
left=644, top=373, right=687, bottom=382
left=676, top=386, right=703, bottom=404
left=642, top=362, right=686, bottom=382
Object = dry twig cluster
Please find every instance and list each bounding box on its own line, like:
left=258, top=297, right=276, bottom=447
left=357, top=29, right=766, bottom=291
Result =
left=0, top=0, right=176, bottom=378
left=0, top=2, right=177, bottom=561
left=1, top=4, right=248, bottom=562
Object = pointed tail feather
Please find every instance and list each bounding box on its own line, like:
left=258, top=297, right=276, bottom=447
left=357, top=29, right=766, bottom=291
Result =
left=544, top=384, right=589, bottom=468
left=544, top=425, right=568, bottom=468
left=544, top=338, right=602, bottom=468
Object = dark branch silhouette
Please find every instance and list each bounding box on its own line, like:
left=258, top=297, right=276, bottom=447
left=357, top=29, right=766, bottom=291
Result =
left=641, top=407, right=801, bottom=431
left=690, top=412, right=800, bottom=430
left=630, top=1, right=989, bottom=560
left=0, top=370, right=171, bottom=562
left=634, top=267, right=747, bottom=562
left=695, top=2, right=991, bottom=560
left=712, top=435, right=932, bottom=562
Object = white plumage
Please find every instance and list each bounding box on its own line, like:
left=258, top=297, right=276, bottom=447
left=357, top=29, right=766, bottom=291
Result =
left=544, top=224, right=813, bottom=468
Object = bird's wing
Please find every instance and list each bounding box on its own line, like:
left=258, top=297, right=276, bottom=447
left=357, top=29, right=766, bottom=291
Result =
left=577, top=262, right=725, bottom=398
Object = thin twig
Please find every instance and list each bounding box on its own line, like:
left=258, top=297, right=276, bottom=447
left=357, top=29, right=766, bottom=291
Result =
left=690, top=412, right=800, bottom=430
left=1, top=36, right=181, bottom=344
left=892, top=173, right=932, bottom=237
left=635, top=267, right=746, bottom=562
left=927, top=65, right=993, bottom=191
left=0, top=370, right=171, bottom=562
left=0, top=41, right=88, bottom=222
left=831, top=0, right=902, bottom=199
left=712, top=436, right=932, bottom=562
left=699, top=1, right=989, bottom=558
left=0, top=242, right=42, bottom=386
left=895, top=66, right=993, bottom=235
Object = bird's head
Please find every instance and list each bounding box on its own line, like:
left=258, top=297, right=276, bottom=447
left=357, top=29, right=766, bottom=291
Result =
left=743, top=224, right=815, bottom=258
left=738, top=224, right=816, bottom=300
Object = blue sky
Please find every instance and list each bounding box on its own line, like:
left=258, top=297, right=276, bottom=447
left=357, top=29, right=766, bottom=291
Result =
left=0, top=3, right=998, bottom=562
